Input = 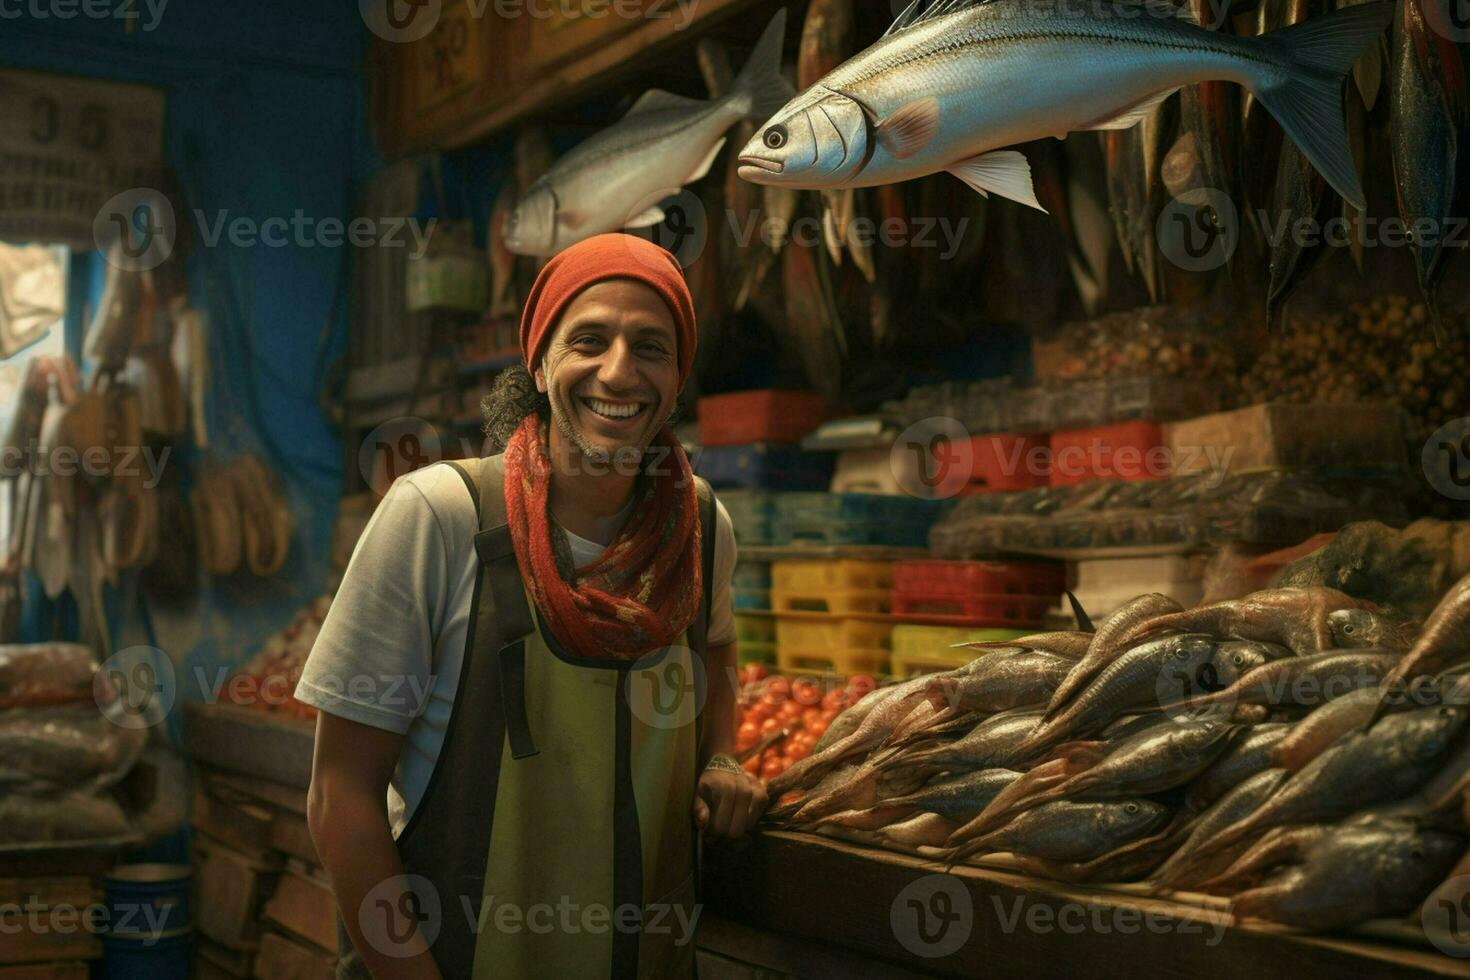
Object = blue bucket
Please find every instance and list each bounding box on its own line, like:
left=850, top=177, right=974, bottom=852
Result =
left=103, top=864, right=192, bottom=938
left=100, top=927, right=193, bottom=980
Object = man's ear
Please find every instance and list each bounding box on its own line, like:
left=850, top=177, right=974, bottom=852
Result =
left=534, top=367, right=547, bottom=393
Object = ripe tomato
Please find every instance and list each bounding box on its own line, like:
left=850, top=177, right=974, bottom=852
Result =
left=735, top=721, right=759, bottom=751
left=746, top=663, right=770, bottom=683
left=785, top=740, right=811, bottom=762
left=778, top=700, right=804, bottom=724
left=846, top=674, right=877, bottom=700
left=805, top=719, right=828, bottom=740
left=791, top=678, right=822, bottom=706
left=800, top=707, right=823, bottom=729
left=821, top=688, right=846, bottom=711
left=762, top=676, right=792, bottom=702
left=742, top=756, right=761, bottom=776
left=760, top=757, right=783, bottom=779
left=745, top=701, right=773, bottom=724
left=759, top=717, right=782, bottom=737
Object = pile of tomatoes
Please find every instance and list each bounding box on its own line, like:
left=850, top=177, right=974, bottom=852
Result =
left=733, top=664, right=877, bottom=783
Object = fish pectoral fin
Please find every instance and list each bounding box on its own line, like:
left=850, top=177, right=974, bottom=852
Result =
left=624, top=205, right=667, bottom=229
left=626, top=88, right=706, bottom=117
left=685, top=137, right=726, bottom=184
left=1086, top=87, right=1181, bottom=131
left=875, top=97, right=939, bottom=160
left=948, top=150, right=1048, bottom=213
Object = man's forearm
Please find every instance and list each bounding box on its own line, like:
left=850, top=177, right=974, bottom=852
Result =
left=311, top=788, right=442, bottom=980
left=701, top=640, right=738, bottom=762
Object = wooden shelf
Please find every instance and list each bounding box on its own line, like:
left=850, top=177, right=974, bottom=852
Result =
left=702, top=830, right=1470, bottom=979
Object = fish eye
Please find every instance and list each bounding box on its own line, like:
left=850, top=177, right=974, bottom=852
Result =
left=764, top=124, right=788, bottom=149
left=1124, top=802, right=1139, bottom=814
left=1343, top=624, right=1355, bottom=634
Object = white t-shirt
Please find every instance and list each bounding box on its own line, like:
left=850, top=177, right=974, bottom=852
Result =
left=296, top=463, right=738, bottom=834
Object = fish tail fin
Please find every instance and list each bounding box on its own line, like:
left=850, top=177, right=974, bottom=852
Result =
left=731, top=8, right=795, bottom=121
left=1251, top=2, right=1392, bottom=211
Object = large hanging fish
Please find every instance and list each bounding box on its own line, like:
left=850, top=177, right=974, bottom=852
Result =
left=736, top=0, right=1390, bottom=214
left=504, top=10, right=792, bottom=256
left=1390, top=0, right=1468, bottom=319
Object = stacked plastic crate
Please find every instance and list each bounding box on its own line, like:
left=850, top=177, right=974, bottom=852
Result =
left=771, top=559, right=895, bottom=676
left=697, top=391, right=828, bottom=667
left=888, top=560, right=1068, bottom=677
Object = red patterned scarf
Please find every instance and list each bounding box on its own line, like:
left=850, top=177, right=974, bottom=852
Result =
left=502, top=414, right=702, bottom=661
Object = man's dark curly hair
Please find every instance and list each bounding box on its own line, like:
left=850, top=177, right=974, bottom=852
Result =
left=480, top=365, right=549, bottom=452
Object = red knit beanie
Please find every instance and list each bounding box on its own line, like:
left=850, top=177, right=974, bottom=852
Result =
left=518, top=233, right=697, bottom=388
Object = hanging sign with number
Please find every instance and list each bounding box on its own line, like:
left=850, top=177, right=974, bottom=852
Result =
left=0, top=68, right=166, bottom=248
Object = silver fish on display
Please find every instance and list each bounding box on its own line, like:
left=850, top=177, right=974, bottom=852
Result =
left=504, top=10, right=793, bottom=256
left=737, top=0, right=1390, bottom=213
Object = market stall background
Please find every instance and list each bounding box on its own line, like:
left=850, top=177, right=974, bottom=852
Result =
left=2, top=0, right=1470, bottom=977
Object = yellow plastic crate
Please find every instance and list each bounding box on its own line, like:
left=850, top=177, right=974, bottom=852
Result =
left=889, top=625, right=1031, bottom=678
left=777, top=647, right=890, bottom=676
left=735, top=613, right=776, bottom=645
left=739, top=641, right=775, bottom=666
left=771, top=560, right=893, bottom=593
left=771, top=589, right=891, bottom=615
left=775, top=613, right=892, bottom=652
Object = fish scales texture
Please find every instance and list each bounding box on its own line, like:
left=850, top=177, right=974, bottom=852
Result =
left=1185, top=723, right=1291, bottom=808
left=1214, top=704, right=1468, bottom=848
left=1151, top=768, right=1290, bottom=888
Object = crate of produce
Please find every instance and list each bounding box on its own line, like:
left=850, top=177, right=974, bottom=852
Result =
left=735, top=613, right=775, bottom=645
left=966, top=433, right=1051, bottom=493
left=777, top=647, right=890, bottom=676
left=891, top=625, right=1031, bottom=677
left=698, top=390, right=825, bottom=448
left=732, top=561, right=772, bottom=591
left=774, top=521, right=934, bottom=548
left=1162, top=401, right=1410, bottom=478
left=830, top=446, right=907, bottom=495
left=718, top=490, right=779, bottom=544
left=1049, top=420, right=1166, bottom=487
left=774, top=613, right=893, bottom=653
left=738, top=642, right=776, bottom=666
left=891, top=592, right=1052, bottom=627
left=695, top=443, right=834, bottom=491
left=733, top=589, right=771, bottom=611
left=774, top=492, right=945, bottom=526
left=771, top=588, right=891, bottom=615
left=892, top=559, right=1065, bottom=598
left=772, top=560, right=893, bottom=594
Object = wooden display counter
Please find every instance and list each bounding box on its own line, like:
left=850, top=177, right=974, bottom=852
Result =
left=701, top=830, right=1470, bottom=979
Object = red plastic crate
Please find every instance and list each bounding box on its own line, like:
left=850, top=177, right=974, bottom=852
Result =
left=1048, top=420, right=1165, bottom=487
left=893, top=559, right=1066, bottom=598
left=965, top=433, right=1051, bottom=493
left=698, top=390, right=825, bottom=448
left=891, top=592, right=1053, bottom=628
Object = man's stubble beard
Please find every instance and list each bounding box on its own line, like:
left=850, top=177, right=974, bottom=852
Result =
left=548, top=388, right=667, bottom=475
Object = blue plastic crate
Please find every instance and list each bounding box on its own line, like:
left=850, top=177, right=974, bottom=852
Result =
left=774, top=520, right=934, bottom=548
left=774, top=492, right=949, bottom=525
left=695, top=443, right=833, bottom=491
left=732, top=561, right=772, bottom=590
left=733, top=588, right=771, bottom=610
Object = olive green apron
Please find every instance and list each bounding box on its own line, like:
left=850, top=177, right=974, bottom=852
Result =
left=336, top=453, right=716, bottom=980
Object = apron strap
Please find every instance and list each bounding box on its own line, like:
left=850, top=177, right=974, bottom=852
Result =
left=450, top=456, right=539, bottom=759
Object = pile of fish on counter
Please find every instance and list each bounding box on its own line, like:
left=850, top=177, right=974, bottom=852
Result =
left=765, top=577, right=1470, bottom=935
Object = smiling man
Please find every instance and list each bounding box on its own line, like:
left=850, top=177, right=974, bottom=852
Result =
left=299, top=233, right=762, bottom=980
